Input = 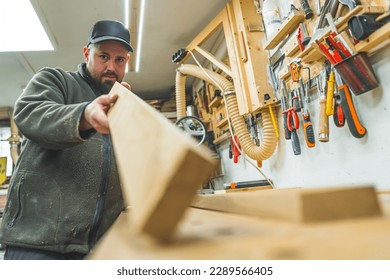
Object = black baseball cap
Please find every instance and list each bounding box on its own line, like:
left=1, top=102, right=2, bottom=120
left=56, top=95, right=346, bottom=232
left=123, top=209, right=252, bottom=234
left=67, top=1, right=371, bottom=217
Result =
left=88, top=20, right=133, bottom=52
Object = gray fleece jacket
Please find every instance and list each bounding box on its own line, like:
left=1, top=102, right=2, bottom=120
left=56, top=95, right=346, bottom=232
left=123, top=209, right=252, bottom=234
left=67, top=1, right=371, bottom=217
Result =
left=0, top=63, right=124, bottom=254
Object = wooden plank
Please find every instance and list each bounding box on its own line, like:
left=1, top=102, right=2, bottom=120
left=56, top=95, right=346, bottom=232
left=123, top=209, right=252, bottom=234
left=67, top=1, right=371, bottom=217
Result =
left=234, top=0, right=278, bottom=109
left=278, top=66, right=291, bottom=80
left=224, top=2, right=252, bottom=114
left=299, top=47, right=324, bottom=63
left=89, top=202, right=390, bottom=260
left=283, top=34, right=300, bottom=57
left=191, top=186, right=382, bottom=222
left=212, top=132, right=230, bottom=145
left=107, top=82, right=216, bottom=241
left=355, top=21, right=390, bottom=53
left=194, top=46, right=232, bottom=77
left=263, top=10, right=305, bottom=50
left=181, top=8, right=226, bottom=63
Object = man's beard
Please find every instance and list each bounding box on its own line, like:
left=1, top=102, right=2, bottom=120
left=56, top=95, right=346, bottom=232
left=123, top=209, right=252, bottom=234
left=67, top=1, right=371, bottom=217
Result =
left=85, top=68, right=117, bottom=93
left=98, top=71, right=119, bottom=93
left=99, top=79, right=115, bottom=93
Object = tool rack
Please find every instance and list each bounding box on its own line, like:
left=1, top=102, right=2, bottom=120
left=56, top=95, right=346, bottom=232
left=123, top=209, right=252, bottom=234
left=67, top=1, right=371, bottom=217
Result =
left=274, top=0, right=389, bottom=86
left=178, top=0, right=389, bottom=162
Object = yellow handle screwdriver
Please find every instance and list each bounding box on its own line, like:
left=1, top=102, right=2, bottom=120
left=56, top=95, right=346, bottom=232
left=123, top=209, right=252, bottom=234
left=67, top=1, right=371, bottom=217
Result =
left=326, top=70, right=335, bottom=116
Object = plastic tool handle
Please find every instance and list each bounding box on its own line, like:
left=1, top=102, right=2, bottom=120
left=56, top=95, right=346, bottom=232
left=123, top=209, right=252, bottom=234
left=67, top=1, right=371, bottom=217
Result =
left=291, top=129, right=301, bottom=155
left=287, top=108, right=300, bottom=131
left=318, top=98, right=329, bottom=142
left=292, top=89, right=302, bottom=112
left=333, top=97, right=345, bottom=127
left=326, top=71, right=335, bottom=116
left=283, top=112, right=292, bottom=140
left=232, top=135, right=241, bottom=163
left=281, top=89, right=291, bottom=140
left=303, top=115, right=315, bottom=147
left=300, top=0, right=314, bottom=19
left=338, top=84, right=366, bottom=138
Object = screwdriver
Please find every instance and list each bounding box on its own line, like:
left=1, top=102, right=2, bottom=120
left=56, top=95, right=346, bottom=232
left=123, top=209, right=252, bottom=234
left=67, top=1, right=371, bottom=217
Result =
left=326, top=70, right=335, bottom=116
left=281, top=81, right=291, bottom=140
left=287, top=90, right=301, bottom=155
left=299, top=78, right=315, bottom=148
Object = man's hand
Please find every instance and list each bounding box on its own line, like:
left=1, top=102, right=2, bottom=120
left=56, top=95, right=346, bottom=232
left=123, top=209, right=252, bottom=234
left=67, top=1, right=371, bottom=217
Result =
left=121, top=82, right=131, bottom=91
left=80, top=94, right=118, bottom=134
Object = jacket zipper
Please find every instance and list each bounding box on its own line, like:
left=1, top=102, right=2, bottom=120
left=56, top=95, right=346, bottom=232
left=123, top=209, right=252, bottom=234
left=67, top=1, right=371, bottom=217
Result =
left=7, top=175, right=25, bottom=228
left=88, top=135, right=111, bottom=249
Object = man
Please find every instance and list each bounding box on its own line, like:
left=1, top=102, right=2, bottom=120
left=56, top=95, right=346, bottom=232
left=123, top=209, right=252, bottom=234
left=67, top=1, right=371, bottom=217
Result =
left=0, top=20, right=132, bottom=260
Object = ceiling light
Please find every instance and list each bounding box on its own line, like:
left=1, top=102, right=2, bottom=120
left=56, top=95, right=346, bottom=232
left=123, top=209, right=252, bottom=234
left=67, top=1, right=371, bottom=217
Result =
left=125, top=0, right=145, bottom=73
left=135, top=0, right=145, bottom=72
left=124, top=0, right=130, bottom=72
left=0, top=0, right=54, bottom=52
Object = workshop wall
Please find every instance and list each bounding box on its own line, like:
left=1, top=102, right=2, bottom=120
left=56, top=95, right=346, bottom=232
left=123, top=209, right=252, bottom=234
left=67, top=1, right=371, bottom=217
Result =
left=185, top=0, right=390, bottom=191
left=214, top=45, right=390, bottom=191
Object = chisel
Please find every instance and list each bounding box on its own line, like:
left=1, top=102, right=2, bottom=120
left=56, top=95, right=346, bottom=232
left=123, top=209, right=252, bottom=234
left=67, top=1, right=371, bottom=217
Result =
left=299, top=78, right=315, bottom=148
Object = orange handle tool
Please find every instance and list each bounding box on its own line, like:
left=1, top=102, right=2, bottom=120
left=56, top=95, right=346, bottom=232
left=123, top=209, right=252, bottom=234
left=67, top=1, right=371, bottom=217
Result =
left=338, top=84, right=366, bottom=138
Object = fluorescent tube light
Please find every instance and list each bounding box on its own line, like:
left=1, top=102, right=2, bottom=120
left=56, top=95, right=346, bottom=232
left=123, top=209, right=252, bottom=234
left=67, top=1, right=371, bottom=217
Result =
left=124, top=0, right=130, bottom=72
left=135, top=0, right=145, bottom=72
left=0, top=0, right=54, bottom=52
left=124, top=0, right=130, bottom=27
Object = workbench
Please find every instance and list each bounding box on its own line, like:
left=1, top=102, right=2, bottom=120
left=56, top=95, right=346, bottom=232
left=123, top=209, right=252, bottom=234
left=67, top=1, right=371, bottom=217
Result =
left=89, top=190, right=390, bottom=260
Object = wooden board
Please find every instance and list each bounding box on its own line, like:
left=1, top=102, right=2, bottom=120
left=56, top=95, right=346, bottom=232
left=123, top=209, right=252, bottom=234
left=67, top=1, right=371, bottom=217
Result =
left=263, top=10, right=305, bottom=50
left=283, top=33, right=300, bottom=57
left=89, top=198, right=390, bottom=260
left=191, top=186, right=382, bottom=222
left=231, top=0, right=278, bottom=109
left=355, top=21, right=390, bottom=53
left=107, top=82, right=216, bottom=242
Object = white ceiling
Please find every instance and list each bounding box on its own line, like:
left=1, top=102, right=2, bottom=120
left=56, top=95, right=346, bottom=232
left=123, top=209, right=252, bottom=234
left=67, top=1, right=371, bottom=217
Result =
left=0, top=0, right=228, bottom=108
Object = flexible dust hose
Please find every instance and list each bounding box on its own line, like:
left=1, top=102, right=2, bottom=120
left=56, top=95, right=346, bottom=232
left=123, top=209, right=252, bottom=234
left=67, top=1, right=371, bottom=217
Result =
left=175, top=71, right=187, bottom=119
left=175, top=64, right=277, bottom=161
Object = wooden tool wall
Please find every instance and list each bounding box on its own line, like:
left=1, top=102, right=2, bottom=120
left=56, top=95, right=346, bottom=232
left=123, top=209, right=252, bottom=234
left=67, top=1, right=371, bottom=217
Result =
left=188, top=0, right=389, bottom=158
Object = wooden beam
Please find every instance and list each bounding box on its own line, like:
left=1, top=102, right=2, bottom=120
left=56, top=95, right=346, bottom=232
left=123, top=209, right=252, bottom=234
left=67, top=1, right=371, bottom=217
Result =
left=180, top=8, right=226, bottom=64
left=191, top=186, right=382, bottom=222
left=89, top=196, right=390, bottom=260
left=263, top=10, right=305, bottom=50
left=107, top=82, right=216, bottom=242
left=355, top=21, right=390, bottom=53
left=194, top=46, right=232, bottom=76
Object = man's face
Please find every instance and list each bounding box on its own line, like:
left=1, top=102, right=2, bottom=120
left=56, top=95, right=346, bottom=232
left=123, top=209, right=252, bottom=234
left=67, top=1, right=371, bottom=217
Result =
left=83, top=41, right=130, bottom=92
